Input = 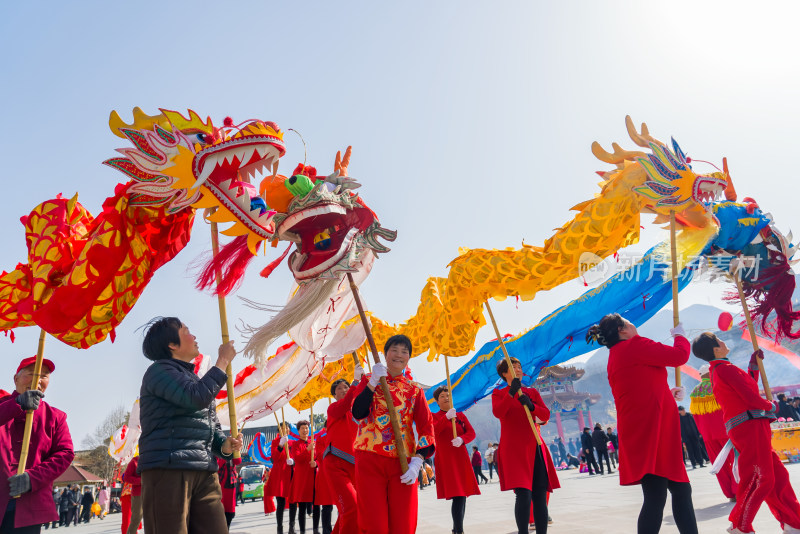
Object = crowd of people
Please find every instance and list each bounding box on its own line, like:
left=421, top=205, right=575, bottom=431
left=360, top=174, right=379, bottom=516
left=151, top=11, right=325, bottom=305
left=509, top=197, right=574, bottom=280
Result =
left=3, top=312, right=800, bottom=534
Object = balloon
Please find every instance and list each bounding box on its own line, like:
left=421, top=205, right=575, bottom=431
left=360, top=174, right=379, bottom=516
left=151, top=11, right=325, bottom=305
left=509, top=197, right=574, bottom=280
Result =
left=718, top=312, right=733, bottom=331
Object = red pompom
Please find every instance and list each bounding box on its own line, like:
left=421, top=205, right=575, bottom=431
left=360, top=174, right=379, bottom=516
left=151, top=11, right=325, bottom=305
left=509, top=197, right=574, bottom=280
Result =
left=291, top=164, right=318, bottom=179
left=223, top=117, right=234, bottom=127
left=196, top=235, right=255, bottom=296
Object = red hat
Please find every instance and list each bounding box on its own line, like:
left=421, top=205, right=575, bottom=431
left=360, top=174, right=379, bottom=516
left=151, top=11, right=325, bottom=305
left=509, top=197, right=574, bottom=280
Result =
left=16, top=356, right=55, bottom=375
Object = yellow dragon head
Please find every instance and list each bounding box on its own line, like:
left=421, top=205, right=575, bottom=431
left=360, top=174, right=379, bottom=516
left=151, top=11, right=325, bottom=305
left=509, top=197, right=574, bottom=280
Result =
left=592, top=116, right=729, bottom=228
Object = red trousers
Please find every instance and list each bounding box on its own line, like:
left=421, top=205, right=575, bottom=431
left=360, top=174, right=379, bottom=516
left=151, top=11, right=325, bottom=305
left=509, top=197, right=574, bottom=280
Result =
left=263, top=495, right=275, bottom=514
left=355, top=451, right=417, bottom=534
left=729, top=419, right=800, bottom=532
left=326, top=455, right=357, bottom=534
left=704, top=436, right=737, bottom=500
left=121, top=494, right=131, bottom=534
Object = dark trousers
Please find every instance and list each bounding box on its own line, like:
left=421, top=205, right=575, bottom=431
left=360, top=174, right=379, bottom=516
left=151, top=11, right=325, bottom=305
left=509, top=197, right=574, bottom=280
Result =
left=141, top=469, right=228, bottom=534
left=451, top=496, right=466, bottom=533
left=684, top=439, right=705, bottom=468
left=79, top=505, right=91, bottom=523
left=472, top=465, right=488, bottom=484
left=639, top=474, right=697, bottom=534
left=224, top=512, right=234, bottom=528
left=583, top=449, right=600, bottom=474
left=513, top=447, right=549, bottom=534
left=0, top=507, right=42, bottom=533
left=488, top=462, right=496, bottom=480
left=596, top=447, right=613, bottom=473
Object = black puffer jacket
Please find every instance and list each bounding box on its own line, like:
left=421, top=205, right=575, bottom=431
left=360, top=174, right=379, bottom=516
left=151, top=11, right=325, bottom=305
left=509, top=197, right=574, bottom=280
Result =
left=138, top=358, right=230, bottom=472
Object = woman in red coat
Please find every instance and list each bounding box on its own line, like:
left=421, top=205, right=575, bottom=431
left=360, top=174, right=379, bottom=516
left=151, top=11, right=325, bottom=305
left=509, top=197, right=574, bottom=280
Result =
left=314, top=430, right=334, bottom=534
left=263, top=468, right=276, bottom=515
left=217, top=456, right=242, bottom=528
left=432, top=386, right=480, bottom=534
left=492, top=356, right=559, bottom=534
left=266, top=422, right=293, bottom=534
left=289, top=420, right=315, bottom=534
left=587, top=313, right=697, bottom=534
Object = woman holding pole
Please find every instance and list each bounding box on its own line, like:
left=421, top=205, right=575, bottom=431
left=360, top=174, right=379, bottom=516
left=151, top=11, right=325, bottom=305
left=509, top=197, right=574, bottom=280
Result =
left=431, top=386, right=479, bottom=534
left=492, top=356, right=559, bottom=534
left=587, top=313, right=697, bottom=534
left=266, top=421, right=293, bottom=534
left=351, top=334, right=435, bottom=534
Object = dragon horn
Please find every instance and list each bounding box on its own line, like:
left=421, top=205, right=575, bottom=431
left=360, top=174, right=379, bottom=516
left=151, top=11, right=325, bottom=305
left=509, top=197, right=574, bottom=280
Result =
left=625, top=115, right=663, bottom=148
left=723, top=157, right=737, bottom=201
left=109, top=107, right=168, bottom=138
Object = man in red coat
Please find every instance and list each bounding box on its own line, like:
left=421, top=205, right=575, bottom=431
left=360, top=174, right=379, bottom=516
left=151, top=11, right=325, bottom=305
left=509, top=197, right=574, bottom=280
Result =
left=266, top=422, right=293, bottom=534
left=325, top=371, right=362, bottom=534
left=689, top=365, right=737, bottom=500
left=693, top=332, right=800, bottom=534
left=289, top=420, right=315, bottom=534
left=217, top=457, right=242, bottom=529
left=0, top=356, right=74, bottom=533
left=432, top=386, right=479, bottom=534
left=492, top=356, right=559, bottom=534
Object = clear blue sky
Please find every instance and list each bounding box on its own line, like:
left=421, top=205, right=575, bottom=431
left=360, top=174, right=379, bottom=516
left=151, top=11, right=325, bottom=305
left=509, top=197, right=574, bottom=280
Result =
left=1, top=1, right=799, bottom=445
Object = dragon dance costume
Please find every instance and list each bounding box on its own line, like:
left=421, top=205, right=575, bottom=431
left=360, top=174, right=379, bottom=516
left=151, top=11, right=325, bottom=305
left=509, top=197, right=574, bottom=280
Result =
left=325, top=382, right=360, bottom=534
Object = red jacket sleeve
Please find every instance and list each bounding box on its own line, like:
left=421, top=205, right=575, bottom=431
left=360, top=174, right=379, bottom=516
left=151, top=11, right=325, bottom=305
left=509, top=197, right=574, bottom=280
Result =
left=458, top=413, right=476, bottom=443
left=527, top=387, right=551, bottom=424
left=413, top=389, right=435, bottom=454
left=635, top=335, right=690, bottom=368
left=717, top=363, right=773, bottom=412
left=328, top=383, right=358, bottom=420
left=26, top=409, right=75, bottom=492
left=0, top=395, right=24, bottom=426
left=492, top=387, right=515, bottom=419
left=123, top=459, right=141, bottom=486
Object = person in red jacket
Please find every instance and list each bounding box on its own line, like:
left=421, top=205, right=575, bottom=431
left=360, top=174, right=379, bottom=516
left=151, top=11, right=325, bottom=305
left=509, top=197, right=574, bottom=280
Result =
left=325, top=370, right=362, bottom=534
left=692, top=332, right=800, bottom=534
left=587, top=314, right=697, bottom=534
left=262, top=468, right=276, bottom=515
left=217, top=456, right=242, bottom=528
left=122, top=456, right=142, bottom=534
left=266, top=422, right=293, bottom=534
left=431, top=386, right=480, bottom=534
left=0, top=356, right=74, bottom=533
left=351, top=334, right=435, bottom=534
left=689, top=365, right=737, bottom=500
left=313, top=429, right=334, bottom=534
left=289, top=420, right=315, bottom=534
left=492, top=356, right=559, bottom=534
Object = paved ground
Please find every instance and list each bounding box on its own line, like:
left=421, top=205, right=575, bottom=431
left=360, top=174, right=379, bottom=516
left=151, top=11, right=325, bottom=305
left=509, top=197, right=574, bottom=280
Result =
left=57, top=462, right=800, bottom=533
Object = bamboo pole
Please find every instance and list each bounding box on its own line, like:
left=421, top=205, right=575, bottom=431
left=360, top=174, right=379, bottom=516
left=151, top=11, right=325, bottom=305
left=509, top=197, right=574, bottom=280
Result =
left=669, top=211, right=682, bottom=388
left=209, top=218, right=240, bottom=459
left=309, top=404, right=315, bottom=461
left=280, top=407, right=291, bottom=460
left=443, top=354, right=458, bottom=439
left=16, top=330, right=47, bottom=481
left=734, top=275, right=773, bottom=401
left=346, top=273, right=409, bottom=472
left=484, top=301, right=543, bottom=446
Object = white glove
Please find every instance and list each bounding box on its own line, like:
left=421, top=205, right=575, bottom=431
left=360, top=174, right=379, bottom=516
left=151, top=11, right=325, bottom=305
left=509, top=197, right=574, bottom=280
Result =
left=671, top=387, right=686, bottom=402
left=286, top=458, right=295, bottom=466
left=400, top=456, right=424, bottom=485
left=353, top=365, right=364, bottom=381
left=279, top=435, right=288, bottom=447
left=451, top=437, right=464, bottom=447
left=368, top=363, right=388, bottom=389
left=670, top=323, right=686, bottom=338
left=445, top=408, right=457, bottom=420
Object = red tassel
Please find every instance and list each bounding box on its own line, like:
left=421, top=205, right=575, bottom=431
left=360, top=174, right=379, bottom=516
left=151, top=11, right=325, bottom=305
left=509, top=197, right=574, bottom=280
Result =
left=196, top=235, right=256, bottom=296
left=260, top=243, right=292, bottom=279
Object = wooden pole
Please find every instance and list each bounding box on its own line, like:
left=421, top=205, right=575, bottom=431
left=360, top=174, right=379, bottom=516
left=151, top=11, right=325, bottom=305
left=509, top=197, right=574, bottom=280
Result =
left=669, top=211, right=682, bottom=388
left=484, top=301, right=543, bottom=446
left=209, top=219, right=240, bottom=458
left=443, top=354, right=458, bottom=439
left=346, top=273, right=409, bottom=472
left=16, top=329, right=47, bottom=480
left=734, top=275, right=773, bottom=401
left=280, top=407, right=291, bottom=460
